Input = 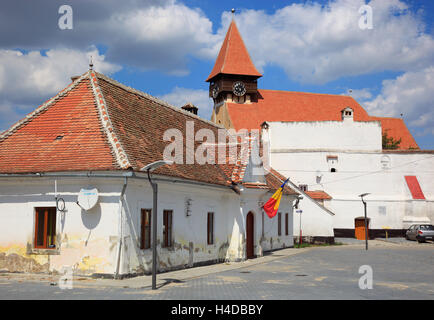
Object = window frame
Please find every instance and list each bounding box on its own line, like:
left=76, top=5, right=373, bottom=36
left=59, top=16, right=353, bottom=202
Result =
left=285, top=213, right=289, bottom=236
left=207, top=212, right=214, bottom=245
left=163, top=210, right=173, bottom=248
left=34, top=207, right=57, bottom=250
left=278, top=212, right=282, bottom=236
left=140, top=208, right=152, bottom=250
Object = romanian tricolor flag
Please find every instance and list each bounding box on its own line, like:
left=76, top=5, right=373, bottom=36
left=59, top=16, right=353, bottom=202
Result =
left=263, top=178, right=289, bottom=218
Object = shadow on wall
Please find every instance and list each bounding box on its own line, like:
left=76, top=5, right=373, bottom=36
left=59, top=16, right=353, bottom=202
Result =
left=81, top=203, right=102, bottom=246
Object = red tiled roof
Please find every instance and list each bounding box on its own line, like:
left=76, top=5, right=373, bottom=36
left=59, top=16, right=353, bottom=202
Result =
left=226, top=89, right=418, bottom=150
left=0, top=70, right=293, bottom=192
left=305, top=190, right=332, bottom=200
left=206, top=20, right=262, bottom=82
left=371, top=117, right=419, bottom=150
left=0, top=77, right=116, bottom=173
left=404, top=176, right=425, bottom=200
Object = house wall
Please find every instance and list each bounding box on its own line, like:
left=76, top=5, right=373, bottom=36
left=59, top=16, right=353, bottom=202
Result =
left=120, top=179, right=241, bottom=275
left=238, top=190, right=294, bottom=258
left=292, top=196, right=334, bottom=240
left=0, top=175, right=295, bottom=276
left=0, top=177, right=121, bottom=275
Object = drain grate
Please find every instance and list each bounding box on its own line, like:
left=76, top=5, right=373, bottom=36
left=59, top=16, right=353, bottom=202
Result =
left=295, top=274, right=308, bottom=277
left=240, top=271, right=251, bottom=274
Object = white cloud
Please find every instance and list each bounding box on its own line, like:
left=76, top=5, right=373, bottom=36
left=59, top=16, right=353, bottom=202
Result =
left=344, top=88, right=373, bottom=101
left=158, top=87, right=213, bottom=120
left=363, top=66, right=434, bottom=135
left=0, top=47, right=120, bottom=131
left=103, top=3, right=218, bottom=74
left=0, top=0, right=217, bottom=75
left=229, top=0, right=434, bottom=84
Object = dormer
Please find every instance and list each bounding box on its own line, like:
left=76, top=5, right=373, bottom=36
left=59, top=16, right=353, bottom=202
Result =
left=341, top=107, right=354, bottom=121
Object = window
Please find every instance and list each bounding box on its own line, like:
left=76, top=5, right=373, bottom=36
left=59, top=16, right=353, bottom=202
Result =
left=207, top=212, right=214, bottom=245
left=285, top=213, right=289, bottom=236
left=299, top=184, right=308, bottom=192
left=327, top=156, right=338, bottom=173
left=419, top=225, right=434, bottom=230
left=278, top=212, right=282, bottom=236
left=34, top=207, right=57, bottom=249
left=140, top=209, right=151, bottom=249
left=163, top=210, right=173, bottom=248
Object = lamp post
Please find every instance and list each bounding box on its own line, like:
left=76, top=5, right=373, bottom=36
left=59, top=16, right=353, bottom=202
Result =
left=140, top=160, right=173, bottom=290
left=294, top=196, right=303, bottom=247
left=359, top=193, right=370, bottom=251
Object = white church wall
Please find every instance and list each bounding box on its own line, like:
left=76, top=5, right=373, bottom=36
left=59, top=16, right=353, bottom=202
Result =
left=269, top=150, right=434, bottom=234
left=267, top=120, right=382, bottom=152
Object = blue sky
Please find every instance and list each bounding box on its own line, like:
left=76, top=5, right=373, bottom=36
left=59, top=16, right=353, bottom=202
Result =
left=0, top=0, right=433, bottom=149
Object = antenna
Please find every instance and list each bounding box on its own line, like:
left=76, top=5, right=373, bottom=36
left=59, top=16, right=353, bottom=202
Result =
left=231, top=8, right=235, bottom=18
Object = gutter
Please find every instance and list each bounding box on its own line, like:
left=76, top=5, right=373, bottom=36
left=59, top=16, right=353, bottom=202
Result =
left=114, top=177, right=128, bottom=279
left=0, top=171, right=235, bottom=192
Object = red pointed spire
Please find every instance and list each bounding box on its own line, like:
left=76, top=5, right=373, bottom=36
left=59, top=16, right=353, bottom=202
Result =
left=206, top=20, right=262, bottom=82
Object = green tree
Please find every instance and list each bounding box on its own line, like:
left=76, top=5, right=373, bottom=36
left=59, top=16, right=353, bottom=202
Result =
left=382, top=131, right=401, bottom=150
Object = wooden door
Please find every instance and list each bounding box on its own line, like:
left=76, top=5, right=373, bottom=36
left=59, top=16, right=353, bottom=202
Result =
left=355, top=218, right=369, bottom=240
left=246, top=212, right=254, bottom=259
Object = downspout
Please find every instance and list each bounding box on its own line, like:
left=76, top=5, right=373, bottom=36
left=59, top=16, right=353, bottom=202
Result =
left=114, top=177, right=128, bottom=279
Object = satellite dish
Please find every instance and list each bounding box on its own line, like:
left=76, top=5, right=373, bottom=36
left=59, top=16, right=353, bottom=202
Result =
left=77, top=187, right=99, bottom=211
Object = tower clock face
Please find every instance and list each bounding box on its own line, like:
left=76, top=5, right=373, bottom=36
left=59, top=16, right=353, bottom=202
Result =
left=212, top=85, right=219, bottom=99
left=232, top=81, right=246, bottom=97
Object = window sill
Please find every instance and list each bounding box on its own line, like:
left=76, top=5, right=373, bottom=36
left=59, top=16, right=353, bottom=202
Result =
left=28, top=247, right=60, bottom=255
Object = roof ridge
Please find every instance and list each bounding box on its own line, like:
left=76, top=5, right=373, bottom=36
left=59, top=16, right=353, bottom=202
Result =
left=0, top=71, right=90, bottom=143
left=88, top=71, right=132, bottom=169
left=220, top=21, right=232, bottom=76
left=94, top=72, right=225, bottom=130
left=258, top=88, right=357, bottom=99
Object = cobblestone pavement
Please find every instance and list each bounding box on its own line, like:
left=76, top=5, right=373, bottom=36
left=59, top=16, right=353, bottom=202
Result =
left=0, top=241, right=433, bottom=300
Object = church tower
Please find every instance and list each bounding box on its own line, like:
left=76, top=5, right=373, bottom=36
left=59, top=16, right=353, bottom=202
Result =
left=207, top=18, right=262, bottom=128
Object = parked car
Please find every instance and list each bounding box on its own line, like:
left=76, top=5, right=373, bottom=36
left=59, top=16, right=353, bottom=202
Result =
left=405, top=224, right=434, bottom=243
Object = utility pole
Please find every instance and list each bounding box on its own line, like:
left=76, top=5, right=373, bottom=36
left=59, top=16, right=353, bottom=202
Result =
left=359, top=193, right=370, bottom=251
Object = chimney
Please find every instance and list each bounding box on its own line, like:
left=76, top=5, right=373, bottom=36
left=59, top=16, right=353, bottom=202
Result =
left=181, top=103, right=198, bottom=115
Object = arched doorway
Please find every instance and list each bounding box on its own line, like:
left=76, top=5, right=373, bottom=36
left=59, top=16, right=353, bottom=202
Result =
left=355, top=217, right=370, bottom=240
left=246, top=212, right=254, bottom=259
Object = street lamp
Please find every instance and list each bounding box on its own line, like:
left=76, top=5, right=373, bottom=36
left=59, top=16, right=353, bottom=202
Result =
left=359, top=193, right=370, bottom=251
left=140, top=160, right=174, bottom=290
left=294, top=196, right=303, bottom=248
